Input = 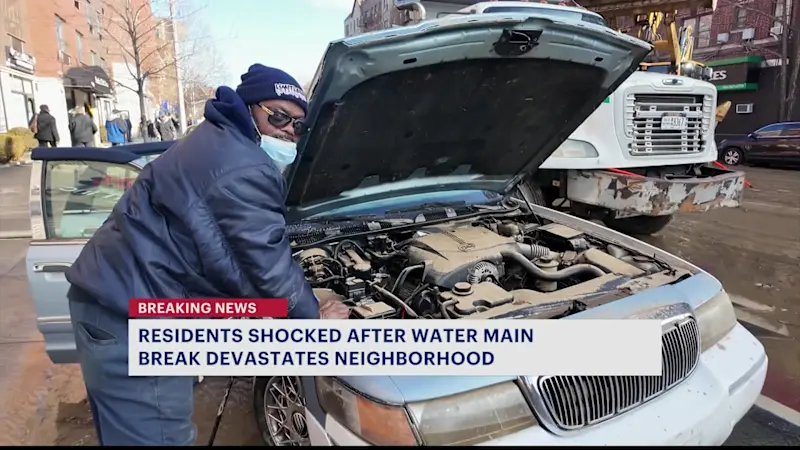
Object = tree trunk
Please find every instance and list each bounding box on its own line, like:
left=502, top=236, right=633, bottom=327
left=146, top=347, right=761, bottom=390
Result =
left=138, top=80, right=148, bottom=142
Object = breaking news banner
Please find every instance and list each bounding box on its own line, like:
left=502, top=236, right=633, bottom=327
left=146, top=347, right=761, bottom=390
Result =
left=128, top=299, right=663, bottom=377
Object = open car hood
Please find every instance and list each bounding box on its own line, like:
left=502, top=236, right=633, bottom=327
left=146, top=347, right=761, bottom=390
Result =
left=286, top=12, right=651, bottom=214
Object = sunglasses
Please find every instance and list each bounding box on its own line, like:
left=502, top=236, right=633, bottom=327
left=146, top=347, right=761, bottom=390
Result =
left=259, top=105, right=309, bottom=136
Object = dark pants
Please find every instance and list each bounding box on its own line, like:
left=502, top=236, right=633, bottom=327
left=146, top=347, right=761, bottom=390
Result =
left=68, top=291, right=196, bottom=445
left=38, top=140, right=56, bottom=147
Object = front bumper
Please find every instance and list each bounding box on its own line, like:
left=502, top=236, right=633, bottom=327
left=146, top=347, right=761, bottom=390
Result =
left=307, top=323, right=767, bottom=446
left=565, top=166, right=746, bottom=217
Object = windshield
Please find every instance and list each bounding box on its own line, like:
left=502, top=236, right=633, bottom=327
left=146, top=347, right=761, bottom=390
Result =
left=640, top=64, right=671, bottom=74
left=308, top=188, right=504, bottom=220
left=482, top=6, right=608, bottom=27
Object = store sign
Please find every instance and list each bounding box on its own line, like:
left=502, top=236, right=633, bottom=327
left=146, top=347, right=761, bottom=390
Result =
left=709, top=65, right=749, bottom=86
left=707, top=56, right=762, bottom=91
left=5, top=47, right=35, bottom=74
left=93, top=76, right=109, bottom=89
left=710, top=70, right=727, bottom=81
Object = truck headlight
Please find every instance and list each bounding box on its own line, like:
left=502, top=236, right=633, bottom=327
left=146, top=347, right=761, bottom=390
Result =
left=406, top=382, right=537, bottom=445
left=316, top=376, right=418, bottom=445
left=694, top=289, right=737, bottom=352
left=551, top=139, right=599, bottom=158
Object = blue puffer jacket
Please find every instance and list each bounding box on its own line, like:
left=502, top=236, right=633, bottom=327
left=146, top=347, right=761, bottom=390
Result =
left=104, top=119, right=126, bottom=144
left=66, top=86, right=320, bottom=319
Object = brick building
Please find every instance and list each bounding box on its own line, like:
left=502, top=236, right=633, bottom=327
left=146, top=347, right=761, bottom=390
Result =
left=0, top=0, right=42, bottom=132
left=0, top=0, right=175, bottom=140
left=680, top=0, right=800, bottom=135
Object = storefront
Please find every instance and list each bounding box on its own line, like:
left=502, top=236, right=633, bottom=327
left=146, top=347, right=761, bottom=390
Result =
left=706, top=56, right=776, bottom=139
left=707, top=56, right=762, bottom=92
left=63, top=65, right=114, bottom=145
left=0, top=46, right=37, bottom=132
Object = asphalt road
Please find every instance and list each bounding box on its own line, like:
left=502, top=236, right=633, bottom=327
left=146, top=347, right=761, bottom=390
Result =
left=0, top=164, right=798, bottom=445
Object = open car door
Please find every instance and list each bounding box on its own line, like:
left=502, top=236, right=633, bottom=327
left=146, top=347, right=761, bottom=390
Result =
left=26, top=142, right=171, bottom=364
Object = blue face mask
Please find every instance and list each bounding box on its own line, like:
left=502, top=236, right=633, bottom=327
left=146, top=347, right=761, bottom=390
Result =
left=255, top=126, right=298, bottom=173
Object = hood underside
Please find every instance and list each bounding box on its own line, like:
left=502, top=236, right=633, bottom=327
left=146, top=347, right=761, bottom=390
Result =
left=287, top=14, right=651, bottom=210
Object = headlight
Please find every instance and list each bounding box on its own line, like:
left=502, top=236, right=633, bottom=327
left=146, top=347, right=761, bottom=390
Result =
left=316, top=376, right=418, bottom=445
left=406, top=382, right=537, bottom=446
left=551, top=139, right=599, bottom=158
left=694, top=289, right=737, bottom=352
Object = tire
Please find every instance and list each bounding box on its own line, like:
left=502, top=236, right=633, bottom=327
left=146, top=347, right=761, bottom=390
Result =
left=720, top=147, right=743, bottom=166
left=518, top=181, right=548, bottom=207
left=602, top=214, right=674, bottom=236
left=253, top=376, right=311, bottom=446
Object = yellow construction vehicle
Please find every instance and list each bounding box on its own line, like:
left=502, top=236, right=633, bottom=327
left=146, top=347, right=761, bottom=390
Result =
left=574, top=0, right=731, bottom=122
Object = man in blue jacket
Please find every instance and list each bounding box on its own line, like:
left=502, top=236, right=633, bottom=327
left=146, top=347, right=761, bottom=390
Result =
left=65, top=64, right=349, bottom=445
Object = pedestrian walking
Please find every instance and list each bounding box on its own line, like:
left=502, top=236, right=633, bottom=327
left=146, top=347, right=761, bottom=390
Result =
left=69, top=106, right=98, bottom=147
left=33, top=105, right=59, bottom=147
left=146, top=120, right=158, bottom=140
left=104, top=112, right=126, bottom=147
left=157, top=113, right=177, bottom=140
left=124, top=114, right=133, bottom=142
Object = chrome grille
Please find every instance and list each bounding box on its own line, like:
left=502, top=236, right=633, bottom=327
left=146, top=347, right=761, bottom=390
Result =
left=625, top=94, right=712, bottom=155
left=537, top=317, right=700, bottom=431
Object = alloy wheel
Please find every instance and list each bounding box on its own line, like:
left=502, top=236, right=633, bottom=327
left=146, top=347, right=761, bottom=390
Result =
left=262, top=376, right=310, bottom=446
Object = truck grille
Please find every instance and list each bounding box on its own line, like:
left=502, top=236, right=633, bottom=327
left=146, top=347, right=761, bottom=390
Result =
left=625, top=94, right=712, bottom=155
left=536, top=317, right=700, bottom=431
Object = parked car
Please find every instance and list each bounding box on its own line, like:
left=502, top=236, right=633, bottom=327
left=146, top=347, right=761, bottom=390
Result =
left=718, top=121, right=800, bottom=166
left=27, top=12, right=765, bottom=447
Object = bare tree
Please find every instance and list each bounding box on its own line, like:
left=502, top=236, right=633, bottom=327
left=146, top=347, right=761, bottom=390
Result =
left=720, top=0, right=798, bottom=121
left=101, top=0, right=211, bottom=131
left=180, top=43, right=227, bottom=120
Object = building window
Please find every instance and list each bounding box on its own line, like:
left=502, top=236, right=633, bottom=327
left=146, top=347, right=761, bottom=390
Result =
left=697, top=14, right=712, bottom=47
left=55, top=15, right=66, bottom=55
left=91, top=50, right=97, bottom=65
left=734, top=8, right=748, bottom=29
left=9, top=35, right=24, bottom=52
left=774, top=0, right=793, bottom=34
left=74, top=0, right=80, bottom=8
left=76, top=32, right=84, bottom=64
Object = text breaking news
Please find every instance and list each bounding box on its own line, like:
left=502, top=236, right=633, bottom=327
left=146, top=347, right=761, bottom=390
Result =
left=128, top=299, right=663, bottom=377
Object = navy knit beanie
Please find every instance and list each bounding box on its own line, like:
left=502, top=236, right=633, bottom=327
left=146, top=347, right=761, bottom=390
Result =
left=235, top=64, right=308, bottom=114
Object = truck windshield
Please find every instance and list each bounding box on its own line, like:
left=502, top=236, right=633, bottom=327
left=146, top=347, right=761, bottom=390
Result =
left=640, top=65, right=671, bottom=74
left=482, top=5, right=608, bottom=27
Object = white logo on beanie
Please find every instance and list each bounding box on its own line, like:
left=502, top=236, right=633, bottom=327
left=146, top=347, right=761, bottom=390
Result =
left=274, top=83, right=307, bottom=103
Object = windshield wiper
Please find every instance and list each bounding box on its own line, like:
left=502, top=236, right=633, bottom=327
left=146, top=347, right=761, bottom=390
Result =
left=384, top=201, right=467, bottom=214
left=302, top=214, right=414, bottom=226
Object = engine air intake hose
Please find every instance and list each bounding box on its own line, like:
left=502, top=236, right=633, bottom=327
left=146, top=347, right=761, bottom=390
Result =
left=514, top=243, right=557, bottom=260
left=500, top=250, right=605, bottom=281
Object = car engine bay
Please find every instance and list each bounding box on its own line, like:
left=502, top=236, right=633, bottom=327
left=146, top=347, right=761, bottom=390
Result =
left=292, top=213, right=694, bottom=320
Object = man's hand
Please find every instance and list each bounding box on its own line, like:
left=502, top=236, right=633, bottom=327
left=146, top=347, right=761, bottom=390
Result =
left=313, top=288, right=350, bottom=319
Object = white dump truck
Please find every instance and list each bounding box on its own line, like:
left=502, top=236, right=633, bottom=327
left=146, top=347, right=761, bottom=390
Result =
left=336, top=0, right=745, bottom=235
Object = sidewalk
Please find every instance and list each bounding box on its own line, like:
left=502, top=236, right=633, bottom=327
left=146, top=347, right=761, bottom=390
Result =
left=0, top=151, right=32, bottom=169
left=0, top=155, right=32, bottom=239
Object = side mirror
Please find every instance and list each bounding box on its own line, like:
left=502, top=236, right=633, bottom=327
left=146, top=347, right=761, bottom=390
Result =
left=748, top=133, right=758, bottom=140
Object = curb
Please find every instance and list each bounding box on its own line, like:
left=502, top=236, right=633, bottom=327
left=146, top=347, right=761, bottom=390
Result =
left=756, top=395, right=800, bottom=428
left=0, top=230, right=32, bottom=239
left=0, top=159, right=32, bottom=169
left=735, top=309, right=791, bottom=337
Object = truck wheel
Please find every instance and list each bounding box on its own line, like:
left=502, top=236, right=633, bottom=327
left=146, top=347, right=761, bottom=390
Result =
left=602, top=215, right=674, bottom=236
left=254, top=376, right=310, bottom=446
left=720, top=147, right=743, bottom=166
left=518, top=182, right=547, bottom=207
